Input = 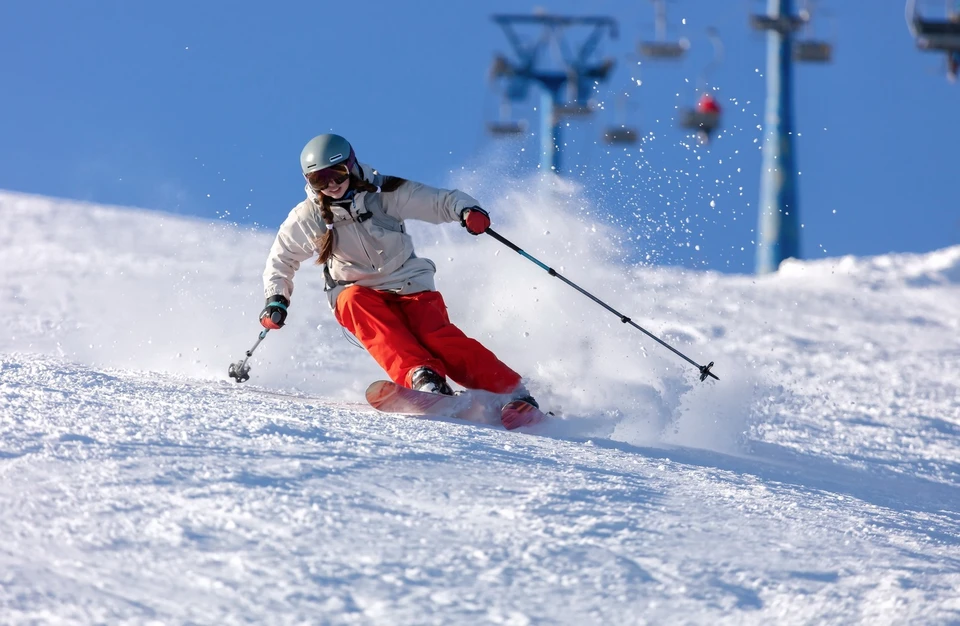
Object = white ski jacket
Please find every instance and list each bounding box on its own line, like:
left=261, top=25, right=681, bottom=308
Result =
left=263, top=163, right=482, bottom=310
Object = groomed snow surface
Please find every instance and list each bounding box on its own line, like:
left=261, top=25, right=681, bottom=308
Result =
left=1, top=189, right=959, bottom=625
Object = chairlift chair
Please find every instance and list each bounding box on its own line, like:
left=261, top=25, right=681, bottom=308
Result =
left=679, top=110, right=721, bottom=134
left=486, top=94, right=527, bottom=138
left=487, top=121, right=527, bottom=137
left=905, top=0, right=960, bottom=80
left=639, top=40, right=690, bottom=59
left=485, top=52, right=531, bottom=138
left=603, top=93, right=639, bottom=145
left=794, top=41, right=833, bottom=62
left=912, top=19, right=960, bottom=48
left=678, top=29, right=723, bottom=143
left=907, top=0, right=960, bottom=50
left=679, top=101, right=721, bottom=144
left=749, top=14, right=805, bottom=33
left=604, top=127, right=639, bottom=145
left=792, top=2, right=835, bottom=62
left=556, top=68, right=599, bottom=119
left=554, top=104, right=594, bottom=118
left=638, top=0, right=690, bottom=60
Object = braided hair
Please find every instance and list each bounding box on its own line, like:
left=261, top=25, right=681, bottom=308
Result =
left=313, top=173, right=406, bottom=265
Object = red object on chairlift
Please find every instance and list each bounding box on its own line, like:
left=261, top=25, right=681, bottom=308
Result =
left=696, top=93, right=721, bottom=114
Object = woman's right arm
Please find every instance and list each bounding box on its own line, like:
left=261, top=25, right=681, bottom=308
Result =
left=263, top=212, right=320, bottom=301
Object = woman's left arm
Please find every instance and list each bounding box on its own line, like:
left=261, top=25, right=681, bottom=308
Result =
left=385, top=180, right=481, bottom=224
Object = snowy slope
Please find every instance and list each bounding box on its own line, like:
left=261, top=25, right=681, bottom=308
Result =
left=1, top=188, right=959, bottom=624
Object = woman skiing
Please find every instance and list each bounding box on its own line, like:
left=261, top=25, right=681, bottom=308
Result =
left=259, top=133, right=536, bottom=407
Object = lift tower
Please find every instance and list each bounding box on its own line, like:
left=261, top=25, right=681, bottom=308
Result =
left=750, top=0, right=832, bottom=274
left=488, top=14, right=618, bottom=174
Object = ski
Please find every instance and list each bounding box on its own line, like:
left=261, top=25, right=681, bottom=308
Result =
left=365, top=380, right=488, bottom=423
left=500, top=400, right=549, bottom=430
left=365, top=381, right=548, bottom=430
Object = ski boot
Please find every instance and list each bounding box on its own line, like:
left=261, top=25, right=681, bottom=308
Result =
left=410, top=367, right=454, bottom=396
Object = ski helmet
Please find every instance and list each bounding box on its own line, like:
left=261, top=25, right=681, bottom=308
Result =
left=300, top=134, right=357, bottom=175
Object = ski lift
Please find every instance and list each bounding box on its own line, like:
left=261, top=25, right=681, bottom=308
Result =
left=907, top=0, right=960, bottom=49
left=678, top=28, right=723, bottom=143
left=793, top=1, right=835, bottom=62
left=638, top=0, right=690, bottom=59
left=679, top=96, right=721, bottom=143
left=487, top=97, right=528, bottom=137
left=484, top=12, right=620, bottom=166
left=749, top=0, right=805, bottom=35
left=603, top=94, right=639, bottom=145
left=906, top=0, right=960, bottom=80
left=553, top=63, right=612, bottom=120
left=604, top=127, right=639, bottom=144
left=488, top=53, right=531, bottom=101
left=554, top=103, right=595, bottom=118
left=558, top=83, right=593, bottom=119
left=749, top=14, right=804, bottom=33
left=487, top=123, right=527, bottom=137
left=680, top=95, right=721, bottom=145
left=485, top=53, right=529, bottom=137
left=560, top=58, right=614, bottom=117
left=794, top=41, right=833, bottom=62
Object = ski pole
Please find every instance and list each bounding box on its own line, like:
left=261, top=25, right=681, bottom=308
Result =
left=484, top=228, right=719, bottom=382
left=228, top=329, right=270, bottom=383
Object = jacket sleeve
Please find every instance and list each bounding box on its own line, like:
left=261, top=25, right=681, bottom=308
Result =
left=384, top=180, right=481, bottom=225
left=262, top=211, right=322, bottom=300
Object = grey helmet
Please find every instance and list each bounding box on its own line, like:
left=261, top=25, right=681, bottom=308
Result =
left=300, top=134, right=357, bottom=176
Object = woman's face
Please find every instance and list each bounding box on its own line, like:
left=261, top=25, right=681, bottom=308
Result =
left=306, top=164, right=350, bottom=199
left=320, top=177, right=350, bottom=199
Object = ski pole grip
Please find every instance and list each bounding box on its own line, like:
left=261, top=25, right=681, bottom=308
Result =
left=271, top=310, right=284, bottom=325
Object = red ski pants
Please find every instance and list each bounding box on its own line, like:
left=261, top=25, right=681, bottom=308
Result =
left=334, top=286, right=522, bottom=393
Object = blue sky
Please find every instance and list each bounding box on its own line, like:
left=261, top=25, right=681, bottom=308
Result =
left=2, top=0, right=957, bottom=273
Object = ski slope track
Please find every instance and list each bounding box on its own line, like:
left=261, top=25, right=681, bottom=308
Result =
left=1, top=189, right=959, bottom=624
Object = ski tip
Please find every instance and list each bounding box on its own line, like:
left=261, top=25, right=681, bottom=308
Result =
left=501, top=400, right=548, bottom=431
left=365, top=380, right=395, bottom=406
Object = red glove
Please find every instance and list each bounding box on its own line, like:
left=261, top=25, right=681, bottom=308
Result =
left=259, top=295, right=289, bottom=329
left=461, top=207, right=490, bottom=235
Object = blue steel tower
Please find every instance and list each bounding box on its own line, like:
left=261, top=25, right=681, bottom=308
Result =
left=488, top=14, right=618, bottom=174
left=751, top=0, right=832, bottom=274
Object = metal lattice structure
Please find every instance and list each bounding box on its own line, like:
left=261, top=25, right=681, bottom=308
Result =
left=487, top=13, right=618, bottom=174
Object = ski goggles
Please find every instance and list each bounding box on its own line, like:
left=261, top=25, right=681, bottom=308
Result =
left=306, top=165, right=350, bottom=191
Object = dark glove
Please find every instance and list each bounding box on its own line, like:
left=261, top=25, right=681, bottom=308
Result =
left=460, top=206, right=491, bottom=235
left=259, top=295, right=289, bottom=330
